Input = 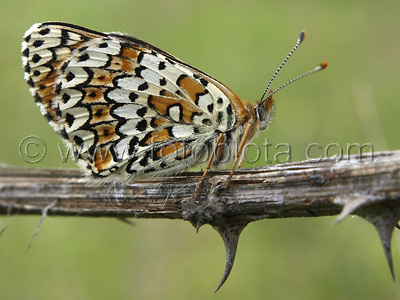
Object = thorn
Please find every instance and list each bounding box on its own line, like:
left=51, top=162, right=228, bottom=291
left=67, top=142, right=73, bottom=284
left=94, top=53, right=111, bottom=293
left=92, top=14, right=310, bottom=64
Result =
left=0, top=204, right=15, bottom=236
left=333, top=196, right=370, bottom=225
left=213, top=223, right=246, bottom=293
left=117, top=218, right=135, bottom=226
left=26, top=200, right=57, bottom=253
left=356, top=205, right=400, bottom=282
left=195, top=215, right=204, bottom=233
left=0, top=221, right=10, bottom=236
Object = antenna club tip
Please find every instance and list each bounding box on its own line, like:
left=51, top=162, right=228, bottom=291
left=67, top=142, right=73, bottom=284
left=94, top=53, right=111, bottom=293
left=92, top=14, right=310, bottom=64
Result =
left=321, top=61, right=328, bottom=69
left=299, top=30, right=306, bottom=43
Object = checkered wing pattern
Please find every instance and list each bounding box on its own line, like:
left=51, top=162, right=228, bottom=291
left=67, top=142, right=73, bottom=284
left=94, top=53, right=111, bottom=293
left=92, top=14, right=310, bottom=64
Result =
left=21, top=22, right=246, bottom=179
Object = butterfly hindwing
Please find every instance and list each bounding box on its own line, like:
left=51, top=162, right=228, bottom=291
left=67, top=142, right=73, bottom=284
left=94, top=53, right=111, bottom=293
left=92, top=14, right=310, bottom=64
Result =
left=22, top=22, right=243, bottom=178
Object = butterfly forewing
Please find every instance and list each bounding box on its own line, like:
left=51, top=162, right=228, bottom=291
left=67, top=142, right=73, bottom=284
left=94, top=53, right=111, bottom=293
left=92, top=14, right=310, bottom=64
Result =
left=22, top=22, right=245, bottom=178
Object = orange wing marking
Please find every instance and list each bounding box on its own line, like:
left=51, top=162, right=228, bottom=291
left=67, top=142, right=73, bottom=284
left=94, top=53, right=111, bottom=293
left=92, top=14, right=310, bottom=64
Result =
left=177, top=75, right=206, bottom=103
left=93, top=147, right=113, bottom=172
left=156, top=142, right=185, bottom=158
left=82, top=87, right=106, bottom=103
left=148, top=95, right=202, bottom=123
left=90, top=105, right=113, bottom=124
left=93, top=123, right=119, bottom=144
left=145, top=128, right=171, bottom=144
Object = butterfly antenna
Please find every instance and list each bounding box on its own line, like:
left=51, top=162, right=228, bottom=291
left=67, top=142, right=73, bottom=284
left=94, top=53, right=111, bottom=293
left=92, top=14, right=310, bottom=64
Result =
left=259, top=31, right=306, bottom=103
left=268, top=61, right=328, bottom=97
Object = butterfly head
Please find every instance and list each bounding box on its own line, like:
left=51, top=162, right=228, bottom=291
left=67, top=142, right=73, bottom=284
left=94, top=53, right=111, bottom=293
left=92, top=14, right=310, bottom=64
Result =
left=255, top=92, right=275, bottom=130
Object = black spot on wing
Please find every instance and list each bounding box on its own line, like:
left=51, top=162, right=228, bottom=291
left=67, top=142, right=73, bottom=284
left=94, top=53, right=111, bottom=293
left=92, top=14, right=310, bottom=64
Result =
left=59, top=128, right=69, bottom=140
left=166, top=58, right=175, bottom=65
left=138, top=82, right=149, bottom=91
left=94, top=108, right=103, bottom=117
left=54, top=104, right=62, bottom=117
left=135, top=65, right=147, bottom=78
left=33, top=40, right=44, bottom=48
left=34, top=93, right=42, bottom=103
left=128, top=136, right=139, bottom=155
left=129, top=92, right=138, bottom=102
left=227, top=104, right=233, bottom=115
left=139, top=152, right=151, bottom=167
left=39, top=28, right=50, bottom=36
left=78, top=53, right=90, bottom=62
left=217, top=111, right=223, bottom=124
left=60, top=29, right=69, bottom=46
left=62, top=93, right=70, bottom=103
left=136, top=107, right=147, bottom=117
left=78, top=46, right=88, bottom=53
left=22, top=47, right=29, bottom=57
left=137, top=51, right=144, bottom=64
left=200, top=78, right=208, bottom=87
left=202, top=118, right=212, bottom=126
left=65, top=72, right=75, bottom=82
left=158, top=61, right=166, bottom=70
left=136, top=119, right=147, bottom=131
left=73, top=135, right=84, bottom=146
left=65, top=113, right=75, bottom=127
left=32, top=54, right=41, bottom=63
left=27, top=77, right=34, bottom=87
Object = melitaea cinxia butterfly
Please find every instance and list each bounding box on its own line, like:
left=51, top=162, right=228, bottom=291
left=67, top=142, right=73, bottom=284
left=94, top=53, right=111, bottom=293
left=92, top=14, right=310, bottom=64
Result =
left=21, top=22, right=327, bottom=196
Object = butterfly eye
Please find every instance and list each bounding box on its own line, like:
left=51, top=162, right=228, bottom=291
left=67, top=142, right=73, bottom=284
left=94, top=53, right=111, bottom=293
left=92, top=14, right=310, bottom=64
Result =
left=256, top=93, right=274, bottom=130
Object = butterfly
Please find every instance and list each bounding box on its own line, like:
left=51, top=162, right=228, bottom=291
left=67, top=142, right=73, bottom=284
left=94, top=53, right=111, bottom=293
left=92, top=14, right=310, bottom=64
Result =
left=21, top=22, right=327, bottom=196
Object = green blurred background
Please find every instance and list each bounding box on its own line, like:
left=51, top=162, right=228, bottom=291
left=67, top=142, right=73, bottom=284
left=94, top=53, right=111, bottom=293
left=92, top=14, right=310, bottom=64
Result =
left=1, top=0, right=400, bottom=299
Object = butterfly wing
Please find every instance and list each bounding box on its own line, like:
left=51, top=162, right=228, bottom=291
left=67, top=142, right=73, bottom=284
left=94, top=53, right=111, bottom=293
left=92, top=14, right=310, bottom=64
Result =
left=22, top=22, right=246, bottom=178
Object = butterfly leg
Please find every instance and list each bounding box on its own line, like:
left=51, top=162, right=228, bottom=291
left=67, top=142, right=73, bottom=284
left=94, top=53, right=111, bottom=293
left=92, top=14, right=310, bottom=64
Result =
left=237, top=143, right=250, bottom=170
left=193, top=132, right=226, bottom=198
left=225, top=122, right=255, bottom=189
left=236, top=127, right=256, bottom=171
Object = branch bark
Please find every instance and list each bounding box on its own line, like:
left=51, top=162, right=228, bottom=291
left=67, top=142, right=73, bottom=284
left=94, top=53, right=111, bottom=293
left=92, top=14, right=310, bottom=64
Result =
left=3, top=150, right=400, bottom=291
left=1, top=150, right=400, bottom=225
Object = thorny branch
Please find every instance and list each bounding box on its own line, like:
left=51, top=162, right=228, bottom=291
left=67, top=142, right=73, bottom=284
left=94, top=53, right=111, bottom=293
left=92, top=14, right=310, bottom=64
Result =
left=1, top=150, right=400, bottom=291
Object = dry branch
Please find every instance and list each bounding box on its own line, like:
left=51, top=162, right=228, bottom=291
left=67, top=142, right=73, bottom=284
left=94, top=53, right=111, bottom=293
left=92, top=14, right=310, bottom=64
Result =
left=2, top=150, right=400, bottom=291
left=1, top=150, right=400, bottom=225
